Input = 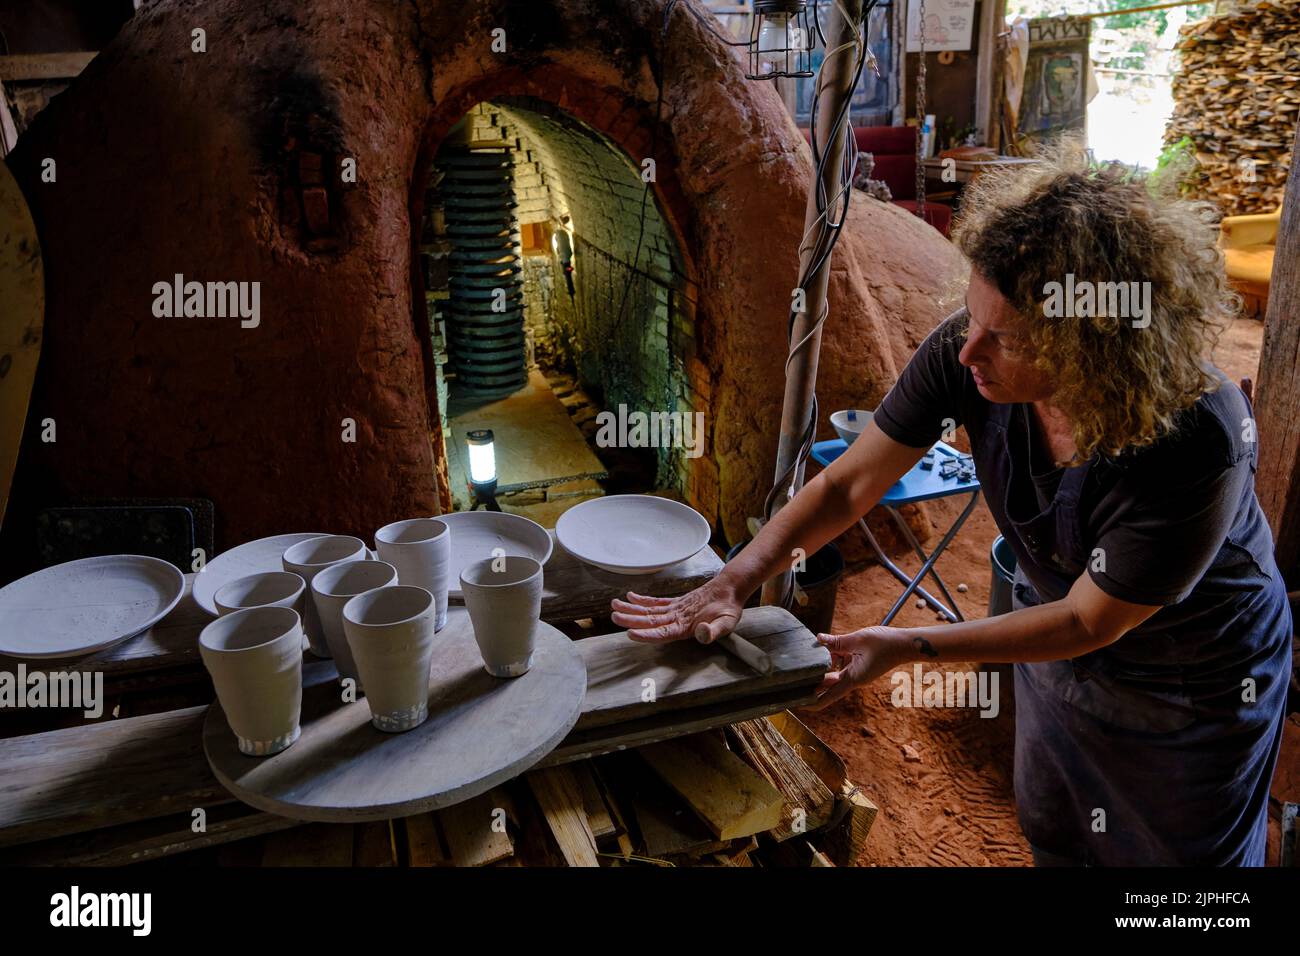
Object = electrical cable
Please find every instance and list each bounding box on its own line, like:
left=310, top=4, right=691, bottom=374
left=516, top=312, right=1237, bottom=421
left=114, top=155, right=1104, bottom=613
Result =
left=761, top=0, right=878, bottom=608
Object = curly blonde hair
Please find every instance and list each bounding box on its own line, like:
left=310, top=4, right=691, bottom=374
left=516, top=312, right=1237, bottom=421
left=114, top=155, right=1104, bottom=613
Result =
left=950, top=137, right=1236, bottom=461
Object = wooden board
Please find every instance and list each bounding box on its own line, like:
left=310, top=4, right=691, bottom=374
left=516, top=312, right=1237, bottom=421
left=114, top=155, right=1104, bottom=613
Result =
left=438, top=789, right=515, bottom=866
left=0, top=156, right=43, bottom=526
left=0, top=53, right=96, bottom=81
left=570, top=606, right=826, bottom=730
left=639, top=733, right=784, bottom=841
left=0, top=705, right=227, bottom=848
left=203, top=613, right=585, bottom=822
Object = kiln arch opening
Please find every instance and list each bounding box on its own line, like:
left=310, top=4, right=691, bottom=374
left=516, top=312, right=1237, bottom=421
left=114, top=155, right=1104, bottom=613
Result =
left=417, top=96, right=704, bottom=516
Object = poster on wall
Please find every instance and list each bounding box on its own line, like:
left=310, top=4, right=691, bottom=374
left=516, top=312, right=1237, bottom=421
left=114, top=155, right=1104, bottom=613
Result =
left=1018, top=16, right=1091, bottom=141
left=905, top=0, right=975, bottom=52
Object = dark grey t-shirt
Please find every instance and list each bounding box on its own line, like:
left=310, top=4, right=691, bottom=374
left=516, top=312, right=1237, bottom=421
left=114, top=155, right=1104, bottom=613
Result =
left=873, top=312, right=1266, bottom=618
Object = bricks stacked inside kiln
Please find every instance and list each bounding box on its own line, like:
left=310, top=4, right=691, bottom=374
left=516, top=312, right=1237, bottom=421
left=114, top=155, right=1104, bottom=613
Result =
left=439, top=148, right=528, bottom=396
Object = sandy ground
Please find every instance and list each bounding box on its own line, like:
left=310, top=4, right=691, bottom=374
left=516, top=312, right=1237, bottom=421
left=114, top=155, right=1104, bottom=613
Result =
left=797, top=316, right=1287, bottom=866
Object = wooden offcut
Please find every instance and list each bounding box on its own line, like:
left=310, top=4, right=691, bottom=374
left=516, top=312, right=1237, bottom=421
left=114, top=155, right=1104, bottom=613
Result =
left=438, top=789, right=515, bottom=867
left=640, top=732, right=784, bottom=841
left=528, top=766, right=600, bottom=867
left=728, top=717, right=836, bottom=842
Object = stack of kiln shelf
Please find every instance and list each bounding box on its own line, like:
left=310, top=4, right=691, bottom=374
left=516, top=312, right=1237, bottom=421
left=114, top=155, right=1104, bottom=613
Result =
left=438, top=148, right=528, bottom=396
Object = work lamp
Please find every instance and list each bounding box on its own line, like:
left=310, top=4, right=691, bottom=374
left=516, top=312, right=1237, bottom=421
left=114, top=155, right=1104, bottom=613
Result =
left=747, top=0, right=816, bottom=79
left=466, top=429, right=501, bottom=511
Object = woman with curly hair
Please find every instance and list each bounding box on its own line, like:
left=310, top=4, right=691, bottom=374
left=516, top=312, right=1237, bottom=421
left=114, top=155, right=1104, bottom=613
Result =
left=610, top=141, right=1292, bottom=867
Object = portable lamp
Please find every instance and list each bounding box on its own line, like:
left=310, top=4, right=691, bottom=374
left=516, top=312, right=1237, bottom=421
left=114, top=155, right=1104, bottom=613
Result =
left=466, top=429, right=501, bottom=512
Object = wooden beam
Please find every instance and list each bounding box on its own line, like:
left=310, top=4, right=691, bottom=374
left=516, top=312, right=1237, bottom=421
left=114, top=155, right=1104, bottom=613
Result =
left=0, top=53, right=96, bottom=82
left=639, top=732, right=784, bottom=841
left=1254, top=120, right=1300, bottom=582
left=438, top=790, right=515, bottom=867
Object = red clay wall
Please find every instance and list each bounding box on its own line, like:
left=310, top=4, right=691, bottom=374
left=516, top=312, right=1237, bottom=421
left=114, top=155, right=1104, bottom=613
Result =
left=2, top=0, right=962, bottom=567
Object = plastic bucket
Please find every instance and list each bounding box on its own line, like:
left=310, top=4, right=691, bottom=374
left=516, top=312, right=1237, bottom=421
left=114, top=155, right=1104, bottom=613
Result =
left=725, top=540, right=845, bottom=636
left=988, top=535, right=1017, bottom=617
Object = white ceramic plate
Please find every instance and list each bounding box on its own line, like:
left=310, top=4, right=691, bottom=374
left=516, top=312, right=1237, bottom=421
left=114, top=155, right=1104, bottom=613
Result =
left=0, top=555, right=185, bottom=660
left=193, top=533, right=328, bottom=616
left=439, top=511, right=553, bottom=599
left=555, top=495, right=710, bottom=575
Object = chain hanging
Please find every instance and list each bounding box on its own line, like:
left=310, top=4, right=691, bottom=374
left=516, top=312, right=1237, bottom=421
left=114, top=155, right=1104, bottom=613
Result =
left=914, top=0, right=927, bottom=222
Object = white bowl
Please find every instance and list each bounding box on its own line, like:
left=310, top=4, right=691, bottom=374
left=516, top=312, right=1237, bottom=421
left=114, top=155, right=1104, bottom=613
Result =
left=555, top=495, right=710, bottom=575
left=437, top=511, right=553, bottom=599
left=830, top=408, right=874, bottom=445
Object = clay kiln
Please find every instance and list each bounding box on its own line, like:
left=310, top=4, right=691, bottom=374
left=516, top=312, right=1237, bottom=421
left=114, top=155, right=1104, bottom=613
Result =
left=1, top=0, right=961, bottom=575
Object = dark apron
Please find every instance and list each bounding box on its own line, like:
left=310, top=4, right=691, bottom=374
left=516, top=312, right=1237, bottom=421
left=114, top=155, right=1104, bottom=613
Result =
left=975, top=400, right=1292, bottom=866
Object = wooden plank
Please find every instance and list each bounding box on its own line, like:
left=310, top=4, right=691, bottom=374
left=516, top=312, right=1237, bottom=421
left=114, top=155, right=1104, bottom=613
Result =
left=571, top=763, right=617, bottom=839
left=353, top=820, right=398, bottom=867
left=541, top=681, right=819, bottom=766
left=727, top=717, right=836, bottom=842
left=0, top=705, right=229, bottom=848
left=0, top=803, right=298, bottom=866
left=404, top=813, right=449, bottom=867
left=639, top=733, right=783, bottom=841
left=571, top=606, right=826, bottom=731
left=0, top=52, right=96, bottom=82
left=1255, top=120, right=1300, bottom=580
left=260, top=823, right=354, bottom=866
left=438, top=790, right=515, bottom=867
left=527, top=766, right=599, bottom=867
left=603, top=752, right=728, bottom=860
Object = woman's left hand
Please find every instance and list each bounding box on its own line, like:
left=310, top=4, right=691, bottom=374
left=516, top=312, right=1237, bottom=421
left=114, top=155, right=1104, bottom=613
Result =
left=809, top=626, right=911, bottom=709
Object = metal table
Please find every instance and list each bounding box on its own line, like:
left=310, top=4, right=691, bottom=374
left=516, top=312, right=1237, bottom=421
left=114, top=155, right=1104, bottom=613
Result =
left=811, top=438, right=981, bottom=625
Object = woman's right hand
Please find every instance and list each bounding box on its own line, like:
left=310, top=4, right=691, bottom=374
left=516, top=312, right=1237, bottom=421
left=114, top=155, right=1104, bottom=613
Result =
left=609, top=578, right=745, bottom=644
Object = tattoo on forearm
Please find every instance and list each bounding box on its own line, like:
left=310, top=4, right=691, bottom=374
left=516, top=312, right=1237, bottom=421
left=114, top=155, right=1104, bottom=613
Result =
left=911, top=636, right=939, bottom=659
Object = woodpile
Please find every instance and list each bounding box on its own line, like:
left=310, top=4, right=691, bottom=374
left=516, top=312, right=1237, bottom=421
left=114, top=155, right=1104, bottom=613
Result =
left=1166, top=1, right=1300, bottom=216
left=210, top=714, right=878, bottom=868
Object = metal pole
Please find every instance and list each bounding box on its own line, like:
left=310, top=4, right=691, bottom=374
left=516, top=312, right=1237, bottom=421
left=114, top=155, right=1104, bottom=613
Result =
left=760, top=0, right=864, bottom=608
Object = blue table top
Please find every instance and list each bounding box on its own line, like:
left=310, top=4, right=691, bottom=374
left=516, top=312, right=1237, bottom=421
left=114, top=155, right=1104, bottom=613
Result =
left=810, top=438, right=980, bottom=505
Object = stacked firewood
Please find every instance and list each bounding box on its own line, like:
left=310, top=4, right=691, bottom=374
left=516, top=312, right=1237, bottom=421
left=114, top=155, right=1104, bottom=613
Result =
left=1166, top=0, right=1299, bottom=216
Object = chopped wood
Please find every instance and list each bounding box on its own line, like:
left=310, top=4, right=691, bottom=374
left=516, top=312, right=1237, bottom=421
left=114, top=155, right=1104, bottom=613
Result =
left=438, top=790, right=516, bottom=867
left=1166, top=3, right=1299, bottom=215
left=527, top=766, right=600, bottom=867
left=711, top=835, right=759, bottom=867
left=353, top=821, right=398, bottom=867
left=639, top=732, right=784, bottom=841
left=0, top=52, right=96, bottom=82
left=404, top=813, right=449, bottom=867
left=571, top=763, right=618, bottom=839
left=820, top=782, right=880, bottom=867
left=727, top=717, right=836, bottom=842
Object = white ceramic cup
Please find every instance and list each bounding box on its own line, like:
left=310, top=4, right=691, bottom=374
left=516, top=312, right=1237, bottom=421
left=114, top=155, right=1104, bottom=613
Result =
left=459, top=556, right=543, bottom=678
left=214, top=571, right=306, bottom=618
left=374, top=518, right=450, bottom=631
left=199, top=606, right=304, bottom=756
left=282, top=535, right=369, bottom=657
left=310, top=559, right=399, bottom=687
left=342, top=585, right=438, bottom=733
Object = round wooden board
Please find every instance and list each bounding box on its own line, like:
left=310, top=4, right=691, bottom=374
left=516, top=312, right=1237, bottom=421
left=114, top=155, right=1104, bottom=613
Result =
left=203, top=609, right=586, bottom=822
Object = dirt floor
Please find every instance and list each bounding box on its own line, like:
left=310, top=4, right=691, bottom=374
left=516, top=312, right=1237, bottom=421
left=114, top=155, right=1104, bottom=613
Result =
left=798, top=316, right=1296, bottom=866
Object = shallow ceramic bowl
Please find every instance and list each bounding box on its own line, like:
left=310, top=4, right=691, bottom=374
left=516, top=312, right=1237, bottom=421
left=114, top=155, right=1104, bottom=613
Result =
left=437, top=511, right=553, bottom=600
left=555, top=495, right=710, bottom=575
left=831, top=408, right=874, bottom=446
